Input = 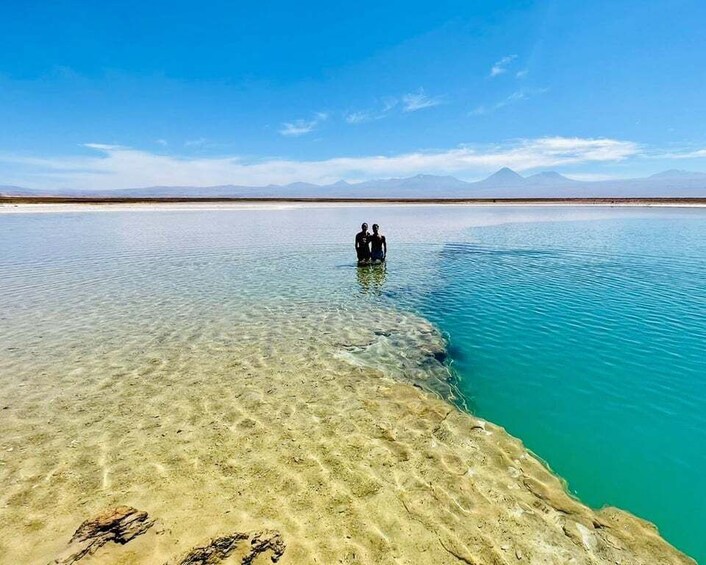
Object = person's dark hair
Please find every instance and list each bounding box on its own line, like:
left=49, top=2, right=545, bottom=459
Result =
left=361, top=222, right=368, bottom=229
left=372, top=224, right=379, bottom=230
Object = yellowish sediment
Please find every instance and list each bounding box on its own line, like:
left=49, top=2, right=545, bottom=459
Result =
left=0, top=305, right=693, bottom=564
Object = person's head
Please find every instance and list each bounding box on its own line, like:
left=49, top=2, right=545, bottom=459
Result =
left=372, top=223, right=379, bottom=234
left=361, top=222, right=368, bottom=232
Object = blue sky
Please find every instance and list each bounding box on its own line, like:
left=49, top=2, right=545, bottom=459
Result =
left=1, top=0, right=706, bottom=189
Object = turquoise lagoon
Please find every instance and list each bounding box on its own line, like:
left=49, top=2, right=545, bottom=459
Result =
left=1, top=204, right=704, bottom=561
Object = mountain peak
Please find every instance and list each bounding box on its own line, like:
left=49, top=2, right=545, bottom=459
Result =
left=493, top=167, right=523, bottom=177
left=524, top=171, right=579, bottom=186
left=476, top=167, right=525, bottom=186
left=530, top=171, right=565, bottom=179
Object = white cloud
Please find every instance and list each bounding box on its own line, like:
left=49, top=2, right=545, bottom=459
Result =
left=279, top=112, right=328, bottom=137
left=0, top=137, right=641, bottom=190
left=381, top=97, right=398, bottom=113
left=346, top=90, right=446, bottom=125
left=345, top=98, right=401, bottom=125
left=490, top=55, right=517, bottom=77
left=654, top=148, right=706, bottom=159
left=345, top=111, right=374, bottom=125
left=471, top=88, right=548, bottom=116
left=155, top=139, right=168, bottom=146
left=184, top=137, right=207, bottom=147
left=516, top=69, right=528, bottom=79
left=402, top=89, right=444, bottom=112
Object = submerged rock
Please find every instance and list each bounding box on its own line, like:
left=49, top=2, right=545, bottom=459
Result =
left=336, top=319, right=460, bottom=402
left=50, top=506, right=154, bottom=564
left=172, top=529, right=285, bottom=565
left=244, top=530, right=286, bottom=564
left=172, top=533, right=248, bottom=564
left=51, top=507, right=285, bottom=565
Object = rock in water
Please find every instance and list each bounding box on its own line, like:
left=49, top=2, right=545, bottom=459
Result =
left=243, top=530, right=286, bottom=564
left=174, top=533, right=249, bottom=564
left=51, top=506, right=154, bottom=564
left=173, top=530, right=286, bottom=565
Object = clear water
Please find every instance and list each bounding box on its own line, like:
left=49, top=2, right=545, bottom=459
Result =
left=413, top=212, right=706, bottom=563
left=1, top=205, right=704, bottom=562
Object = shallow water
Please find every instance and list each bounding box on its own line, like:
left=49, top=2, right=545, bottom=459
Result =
left=0, top=205, right=704, bottom=562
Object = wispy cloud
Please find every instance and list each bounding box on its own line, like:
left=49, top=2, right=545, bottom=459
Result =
left=490, top=55, right=517, bottom=77
left=345, top=97, right=399, bottom=124
left=348, top=90, right=441, bottom=121
left=344, top=111, right=374, bottom=125
left=279, top=112, right=328, bottom=137
left=654, top=148, right=706, bottom=159
left=402, top=89, right=444, bottom=112
left=155, top=139, right=168, bottom=147
left=381, top=97, right=398, bottom=113
left=516, top=69, right=528, bottom=79
left=0, top=137, right=641, bottom=190
left=471, top=87, right=548, bottom=116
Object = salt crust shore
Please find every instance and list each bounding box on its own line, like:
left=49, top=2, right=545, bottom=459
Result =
left=1, top=200, right=706, bottom=215
left=0, top=303, right=693, bottom=564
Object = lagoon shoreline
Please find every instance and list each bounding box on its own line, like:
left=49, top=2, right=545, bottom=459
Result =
left=2, top=196, right=706, bottom=207
left=0, top=305, right=696, bottom=564
left=0, top=205, right=700, bottom=564
left=1, top=197, right=706, bottom=217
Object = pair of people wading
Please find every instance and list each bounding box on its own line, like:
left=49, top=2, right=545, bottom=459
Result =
left=355, top=223, right=386, bottom=265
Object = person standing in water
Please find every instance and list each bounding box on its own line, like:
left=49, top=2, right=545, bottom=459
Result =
left=355, top=223, right=371, bottom=264
left=370, top=223, right=386, bottom=263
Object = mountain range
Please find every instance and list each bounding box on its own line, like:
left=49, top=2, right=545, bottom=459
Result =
left=3, top=168, right=706, bottom=199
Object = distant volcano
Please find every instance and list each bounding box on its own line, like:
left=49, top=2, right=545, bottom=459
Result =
left=2, top=168, right=706, bottom=199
